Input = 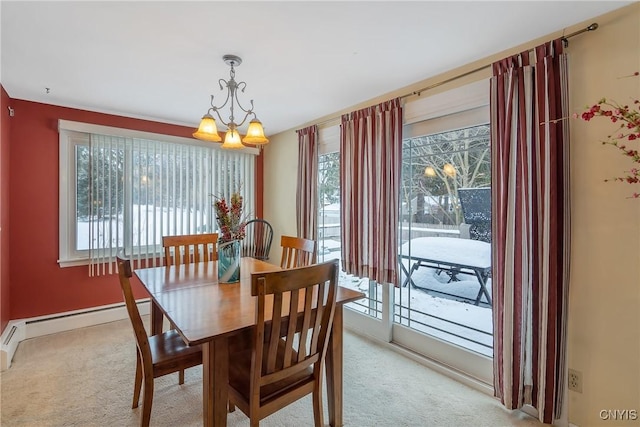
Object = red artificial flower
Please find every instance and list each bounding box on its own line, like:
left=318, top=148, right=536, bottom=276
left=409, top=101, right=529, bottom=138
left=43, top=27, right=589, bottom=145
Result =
left=581, top=111, right=595, bottom=121
left=214, top=191, right=247, bottom=242
left=575, top=76, right=640, bottom=198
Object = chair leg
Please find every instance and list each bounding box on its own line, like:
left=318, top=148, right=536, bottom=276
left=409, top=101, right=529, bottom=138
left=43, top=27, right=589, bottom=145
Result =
left=140, top=376, right=154, bottom=427
left=312, top=385, right=324, bottom=427
left=132, top=352, right=143, bottom=409
left=167, top=320, right=186, bottom=385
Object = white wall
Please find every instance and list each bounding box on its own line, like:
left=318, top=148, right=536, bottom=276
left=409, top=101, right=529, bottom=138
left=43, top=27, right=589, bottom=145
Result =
left=566, top=5, right=640, bottom=425
left=263, top=130, right=298, bottom=265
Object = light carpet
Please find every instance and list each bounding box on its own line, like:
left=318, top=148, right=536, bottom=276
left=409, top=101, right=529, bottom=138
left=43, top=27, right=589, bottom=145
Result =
left=0, top=318, right=544, bottom=426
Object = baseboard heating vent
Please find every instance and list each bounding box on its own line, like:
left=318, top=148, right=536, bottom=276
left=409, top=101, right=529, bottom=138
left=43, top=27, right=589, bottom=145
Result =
left=25, top=301, right=128, bottom=324
left=1, top=299, right=150, bottom=371
left=3, top=324, right=18, bottom=346
left=1, top=321, right=26, bottom=371
left=24, top=299, right=150, bottom=340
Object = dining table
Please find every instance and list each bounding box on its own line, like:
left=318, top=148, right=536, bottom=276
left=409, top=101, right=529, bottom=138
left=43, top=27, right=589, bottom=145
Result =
left=134, top=257, right=365, bottom=427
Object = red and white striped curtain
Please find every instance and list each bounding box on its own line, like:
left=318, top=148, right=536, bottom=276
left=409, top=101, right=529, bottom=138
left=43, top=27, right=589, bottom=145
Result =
left=490, top=39, right=570, bottom=424
left=296, top=125, right=318, bottom=241
left=340, top=98, right=402, bottom=285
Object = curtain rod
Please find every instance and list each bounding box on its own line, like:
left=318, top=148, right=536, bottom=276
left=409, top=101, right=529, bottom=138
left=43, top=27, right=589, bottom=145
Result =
left=401, top=23, right=598, bottom=99
left=311, top=22, right=598, bottom=129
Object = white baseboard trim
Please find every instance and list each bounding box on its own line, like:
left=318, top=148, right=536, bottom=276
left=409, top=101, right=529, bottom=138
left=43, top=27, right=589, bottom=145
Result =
left=1, top=299, right=150, bottom=371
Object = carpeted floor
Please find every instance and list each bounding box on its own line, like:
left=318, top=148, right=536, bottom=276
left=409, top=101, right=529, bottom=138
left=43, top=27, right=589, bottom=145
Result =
left=0, top=318, right=544, bottom=426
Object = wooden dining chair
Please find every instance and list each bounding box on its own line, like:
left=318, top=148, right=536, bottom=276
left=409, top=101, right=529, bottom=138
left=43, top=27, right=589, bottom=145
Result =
left=162, top=233, right=218, bottom=266
left=227, top=259, right=339, bottom=427
left=116, top=257, right=202, bottom=427
left=279, top=235, right=316, bottom=269
left=242, top=219, right=274, bottom=261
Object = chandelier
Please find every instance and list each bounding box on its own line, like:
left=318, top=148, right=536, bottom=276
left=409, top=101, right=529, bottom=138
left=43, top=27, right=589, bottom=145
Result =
left=193, top=54, right=269, bottom=149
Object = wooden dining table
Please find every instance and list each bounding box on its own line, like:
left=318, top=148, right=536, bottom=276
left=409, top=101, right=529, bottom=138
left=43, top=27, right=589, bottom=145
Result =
left=134, top=257, right=365, bottom=427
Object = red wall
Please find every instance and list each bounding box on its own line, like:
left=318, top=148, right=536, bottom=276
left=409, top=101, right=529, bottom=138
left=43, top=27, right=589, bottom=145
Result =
left=1, top=86, right=11, bottom=333
left=8, top=99, right=263, bottom=321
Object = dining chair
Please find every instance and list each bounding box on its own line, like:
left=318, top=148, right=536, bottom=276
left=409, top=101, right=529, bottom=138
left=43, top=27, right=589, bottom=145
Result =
left=115, top=257, right=202, bottom=427
left=227, top=259, right=339, bottom=427
left=162, top=233, right=218, bottom=266
left=279, top=235, right=316, bottom=269
left=242, top=219, right=274, bottom=261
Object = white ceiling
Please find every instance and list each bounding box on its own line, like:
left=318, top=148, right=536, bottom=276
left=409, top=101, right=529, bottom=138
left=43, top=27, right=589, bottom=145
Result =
left=1, top=1, right=632, bottom=136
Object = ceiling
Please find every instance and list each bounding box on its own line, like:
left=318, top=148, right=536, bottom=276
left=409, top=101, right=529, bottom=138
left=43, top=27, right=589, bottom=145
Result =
left=1, top=1, right=632, bottom=136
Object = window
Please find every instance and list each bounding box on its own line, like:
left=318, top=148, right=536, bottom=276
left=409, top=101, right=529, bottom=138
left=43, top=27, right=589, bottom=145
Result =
left=59, top=120, right=257, bottom=268
left=316, top=126, right=383, bottom=320
left=397, top=123, right=492, bottom=356
left=394, top=78, right=494, bottom=381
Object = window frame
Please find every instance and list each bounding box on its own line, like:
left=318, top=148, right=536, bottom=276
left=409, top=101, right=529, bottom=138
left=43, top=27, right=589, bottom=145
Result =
left=58, top=120, right=258, bottom=267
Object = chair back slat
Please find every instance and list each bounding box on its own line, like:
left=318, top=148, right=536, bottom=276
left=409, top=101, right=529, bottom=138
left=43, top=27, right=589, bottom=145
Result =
left=309, top=282, right=325, bottom=355
left=250, top=260, right=338, bottom=390
left=266, top=292, right=284, bottom=374
left=162, top=233, right=218, bottom=266
left=252, top=276, right=267, bottom=399
left=297, top=286, right=314, bottom=361
left=282, top=288, right=299, bottom=369
left=280, top=235, right=316, bottom=269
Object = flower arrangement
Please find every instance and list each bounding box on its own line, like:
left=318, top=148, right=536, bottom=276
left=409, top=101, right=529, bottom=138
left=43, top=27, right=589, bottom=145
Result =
left=214, top=192, right=247, bottom=242
left=574, top=71, right=639, bottom=198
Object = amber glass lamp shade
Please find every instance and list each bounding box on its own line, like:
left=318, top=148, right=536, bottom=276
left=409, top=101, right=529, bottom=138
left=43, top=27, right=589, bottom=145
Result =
left=193, top=114, right=222, bottom=142
left=222, top=129, right=244, bottom=149
left=242, top=119, right=269, bottom=145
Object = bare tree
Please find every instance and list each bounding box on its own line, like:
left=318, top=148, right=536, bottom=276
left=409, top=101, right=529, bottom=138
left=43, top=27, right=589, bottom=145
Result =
left=401, top=125, right=490, bottom=226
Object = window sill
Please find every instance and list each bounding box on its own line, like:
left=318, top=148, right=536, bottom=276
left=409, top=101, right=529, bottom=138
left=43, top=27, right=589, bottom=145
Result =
left=58, top=258, right=90, bottom=268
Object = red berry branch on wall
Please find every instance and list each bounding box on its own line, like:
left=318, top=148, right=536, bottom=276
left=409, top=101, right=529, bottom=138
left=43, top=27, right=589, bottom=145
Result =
left=574, top=71, right=640, bottom=198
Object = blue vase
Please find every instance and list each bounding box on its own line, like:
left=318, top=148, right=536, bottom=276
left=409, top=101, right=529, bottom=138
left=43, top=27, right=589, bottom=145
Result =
left=218, top=240, right=241, bottom=283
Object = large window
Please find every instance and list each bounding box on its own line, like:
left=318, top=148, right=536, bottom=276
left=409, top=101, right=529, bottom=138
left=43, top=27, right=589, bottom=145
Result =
left=59, top=120, right=256, bottom=267
left=396, top=123, right=492, bottom=356
left=393, top=79, right=493, bottom=368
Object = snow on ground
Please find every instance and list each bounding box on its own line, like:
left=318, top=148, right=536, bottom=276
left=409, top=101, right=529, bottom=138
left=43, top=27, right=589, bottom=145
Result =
left=319, top=238, right=494, bottom=357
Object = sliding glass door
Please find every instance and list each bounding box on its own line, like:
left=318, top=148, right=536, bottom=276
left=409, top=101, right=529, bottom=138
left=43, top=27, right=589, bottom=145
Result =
left=316, top=79, right=494, bottom=383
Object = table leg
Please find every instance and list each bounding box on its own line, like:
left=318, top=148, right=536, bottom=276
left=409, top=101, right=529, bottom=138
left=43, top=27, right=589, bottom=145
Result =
left=399, top=258, right=411, bottom=288
left=473, top=270, right=492, bottom=306
left=399, top=258, right=420, bottom=289
left=202, top=338, right=229, bottom=427
left=150, top=301, right=163, bottom=335
left=326, top=305, right=344, bottom=427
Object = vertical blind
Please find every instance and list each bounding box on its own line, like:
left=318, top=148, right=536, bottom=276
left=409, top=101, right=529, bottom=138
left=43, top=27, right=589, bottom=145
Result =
left=88, top=133, right=255, bottom=276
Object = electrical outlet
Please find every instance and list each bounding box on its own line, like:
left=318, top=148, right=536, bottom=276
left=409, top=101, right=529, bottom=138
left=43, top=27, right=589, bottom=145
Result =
left=568, top=369, right=582, bottom=393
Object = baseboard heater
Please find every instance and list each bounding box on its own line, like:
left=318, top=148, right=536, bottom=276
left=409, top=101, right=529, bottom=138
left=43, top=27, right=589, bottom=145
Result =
left=1, top=299, right=150, bottom=371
